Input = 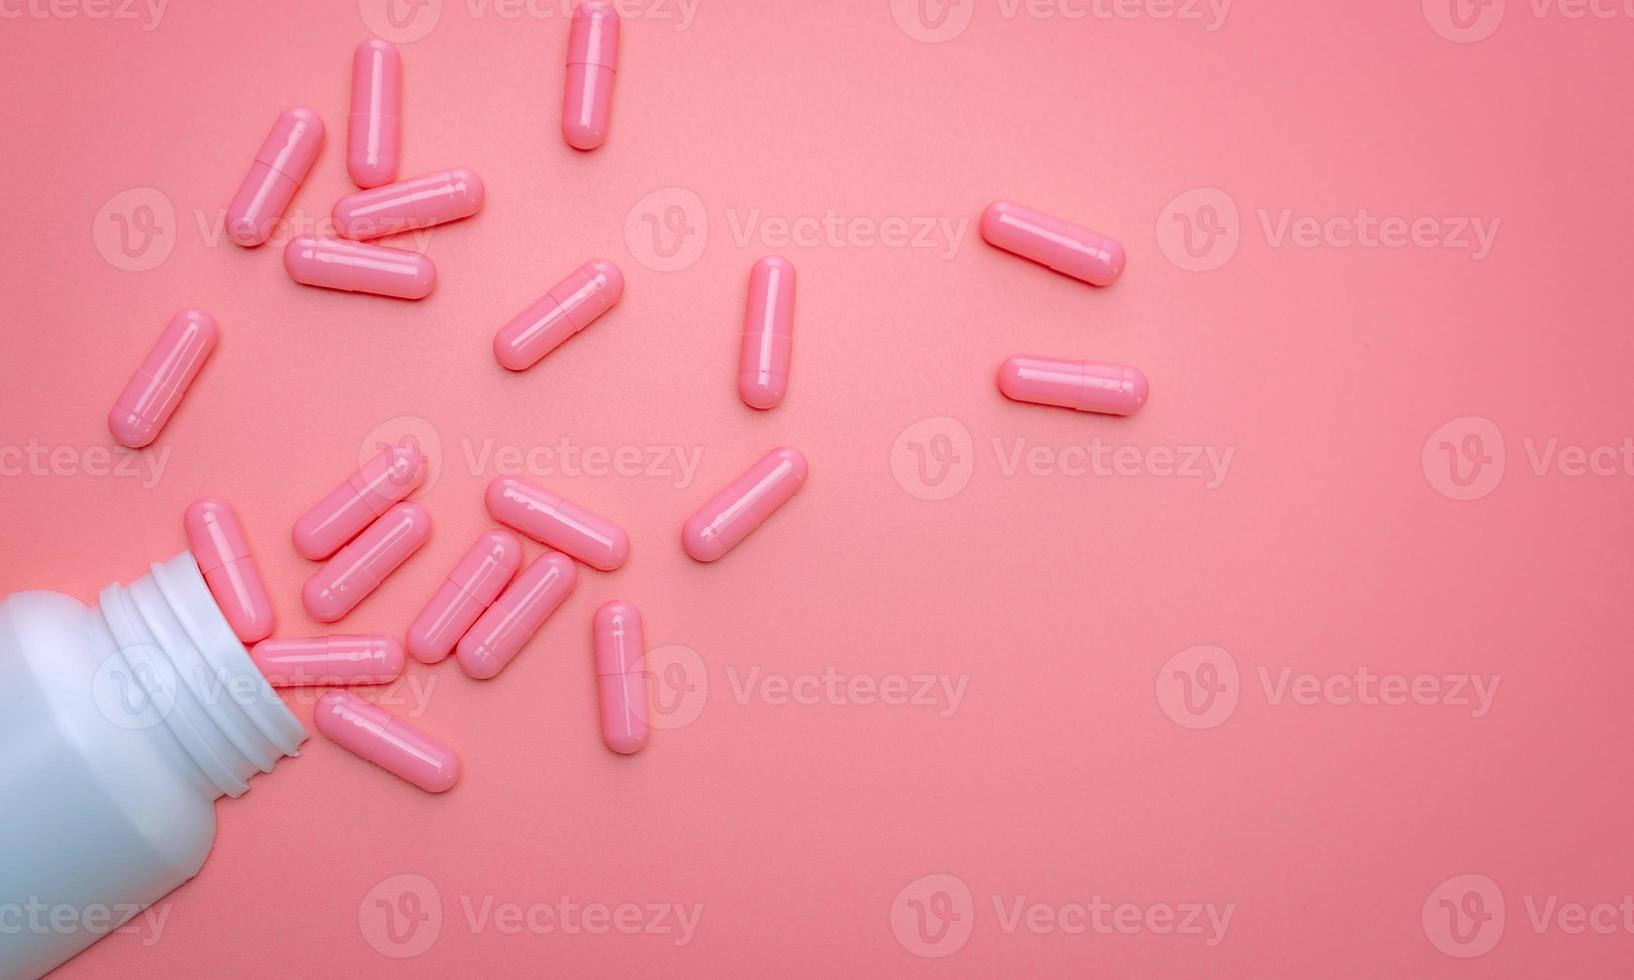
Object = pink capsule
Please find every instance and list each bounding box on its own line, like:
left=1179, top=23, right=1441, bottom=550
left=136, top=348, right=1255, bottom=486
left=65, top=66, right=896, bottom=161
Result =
left=485, top=476, right=630, bottom=571
left=315, top=689, right=460, bottom=792
left=682, top=447, right=809, bottom=563
left=250, top=635, right=405, bottom=687
left=332, top=168, right=485, bottom=240
left=302, top=502, right=431, bottom=622
left=593, top=600, right=649, bottom=755
left=283, top=235, right=436, bottom=300
left=997, top=355, right=1149, bottom=416
left=293, top=441, right=427, bottom=561
left=562, top=1, right=619, bottom=150
left=184, top=497, right=275, bottom=643
left=108, top=309, right=218, bottom=449
left=980, top=200, right=1126, bottom=287
left=226, top=107, right=325, bottom=248
left=493, top=259, right=623, bottom=371
left=348, top=38, right=401, bottom=188
left=457, top=551, right=577, bottom=680
left=738, top=256, right=796, bottom=410
left=406, top=529, right=525, bottom=664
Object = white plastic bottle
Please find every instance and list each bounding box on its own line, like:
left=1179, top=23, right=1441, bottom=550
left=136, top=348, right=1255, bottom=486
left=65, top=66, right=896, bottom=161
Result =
left=0, top=552, right=305, bottom=980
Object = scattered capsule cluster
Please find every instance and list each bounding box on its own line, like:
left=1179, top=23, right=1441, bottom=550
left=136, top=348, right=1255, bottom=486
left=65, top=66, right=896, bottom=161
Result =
left=115, top=0, right=1150, bottom=794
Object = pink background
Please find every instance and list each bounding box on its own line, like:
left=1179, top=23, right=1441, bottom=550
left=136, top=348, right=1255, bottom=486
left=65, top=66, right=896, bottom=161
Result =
left=3, top=0, right=1633, bottom=975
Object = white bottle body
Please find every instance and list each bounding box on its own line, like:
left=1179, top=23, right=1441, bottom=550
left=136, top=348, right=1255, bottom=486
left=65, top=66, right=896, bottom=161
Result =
left=0, top=553, right=304, bottom=980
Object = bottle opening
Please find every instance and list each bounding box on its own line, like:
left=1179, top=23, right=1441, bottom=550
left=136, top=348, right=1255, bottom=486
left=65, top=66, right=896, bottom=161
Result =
left=96, top=553, right=305, bottom=798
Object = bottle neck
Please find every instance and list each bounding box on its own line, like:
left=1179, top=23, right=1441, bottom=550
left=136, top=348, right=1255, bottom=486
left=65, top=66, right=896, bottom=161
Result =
left=95, top=552, right=306, bottom=800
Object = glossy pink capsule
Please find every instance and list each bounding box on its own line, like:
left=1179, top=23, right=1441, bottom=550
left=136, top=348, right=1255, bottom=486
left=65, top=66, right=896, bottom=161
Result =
left=348, top=38, right=401, bottom=188
left=302, top=502, right=431, bottom=622
left=493, top=259, right=623, bottom=371
left=739, top=256, right=795, bottom=410
left=562, top=1, right=619, bottom=150
left=406, top=529, right=525, bottom=664
left=682, top=447, right=809, bottom=562
left=485, top=476, right=630, bottom=571
left=980, top=200, right=1126, bottom=287
left=283, top=235, right=436, bottom=300
left=315, top=689, right=460, bottom=792
left=457, top=551, right=577, bottom=680
left=184, top=498, right=274, bottom=643
left=997, top=355, right=1149, bottom=416
left=250, top=635, right=405, bottom=687
left=226, top=107, right=325, bottom=247
left=593, top=600, right=649, bottom=754
left=108, top=309, right=218, bottom=449
left=293, top=441, right=427, bottom=560
left=332, top=168, right=485, bottom=240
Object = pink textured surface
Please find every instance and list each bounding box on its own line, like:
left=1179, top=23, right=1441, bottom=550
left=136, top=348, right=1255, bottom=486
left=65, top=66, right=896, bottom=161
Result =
left=2, top=1, right=1633, bottom=976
